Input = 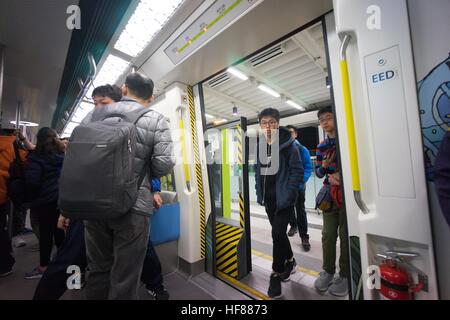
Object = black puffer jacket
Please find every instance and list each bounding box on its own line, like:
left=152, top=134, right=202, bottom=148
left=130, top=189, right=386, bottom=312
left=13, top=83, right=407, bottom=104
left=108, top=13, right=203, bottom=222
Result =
left=83, top=97, right=174, bottom=216
left=25, top=151, right=64, bottom=208
left=255, top=127, right=303, bottom=213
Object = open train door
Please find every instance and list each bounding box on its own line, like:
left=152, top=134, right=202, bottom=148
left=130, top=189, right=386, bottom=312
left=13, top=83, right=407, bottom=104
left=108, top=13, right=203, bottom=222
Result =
left=324, top=0, right=440, bottom=299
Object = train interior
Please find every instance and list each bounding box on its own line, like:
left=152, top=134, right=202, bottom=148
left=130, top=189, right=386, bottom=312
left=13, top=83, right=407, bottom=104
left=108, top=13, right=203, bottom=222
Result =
left=0, top=0, right=449, bottom=300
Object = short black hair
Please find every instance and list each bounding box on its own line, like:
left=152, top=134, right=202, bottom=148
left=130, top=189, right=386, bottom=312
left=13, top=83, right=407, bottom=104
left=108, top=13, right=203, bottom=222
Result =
left=125, top=72, right=154, bottom=100
left=317, top=106, right=333, bottom=118
left=286, top=125, right=297, bottom=131
left=258, top=108, right=280, bottom=122
left=92, top=84, right=122, bottom=102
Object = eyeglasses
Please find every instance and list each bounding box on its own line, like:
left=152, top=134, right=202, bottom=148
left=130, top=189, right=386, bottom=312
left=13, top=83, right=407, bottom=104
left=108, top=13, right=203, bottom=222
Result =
left=319, top=116, right=334, bottom=124
left=260, top=120, right=278, bottom=127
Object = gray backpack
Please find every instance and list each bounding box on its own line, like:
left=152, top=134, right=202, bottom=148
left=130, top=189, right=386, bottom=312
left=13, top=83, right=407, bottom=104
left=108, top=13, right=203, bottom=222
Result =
left=58, top=107, right=150, bottom=220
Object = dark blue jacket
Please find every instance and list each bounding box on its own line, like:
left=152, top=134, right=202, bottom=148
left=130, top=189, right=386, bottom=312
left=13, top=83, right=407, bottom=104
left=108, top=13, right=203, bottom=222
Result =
left=25, top=151, right=64, bottom=208
left=255, top=127, right=303, bottom=213
left=435, top=131, right=450, bottom=227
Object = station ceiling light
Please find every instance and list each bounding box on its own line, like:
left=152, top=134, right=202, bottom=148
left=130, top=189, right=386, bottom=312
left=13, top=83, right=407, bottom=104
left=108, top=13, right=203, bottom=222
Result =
left=232, top=104, right=238, bottom=116
left=287, top=100, right=306, bottom=111
left=227, top=67, right=249, bottom=81
left=114, top=0, right=184, bottom=57
left=205, top=113, right=215, bottom=119
left=258, top=83, right=280, bottom=98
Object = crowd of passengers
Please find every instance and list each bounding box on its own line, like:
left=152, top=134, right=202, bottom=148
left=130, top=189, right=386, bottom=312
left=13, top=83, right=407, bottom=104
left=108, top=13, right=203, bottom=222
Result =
left=1, top=71, right=449, bottom=300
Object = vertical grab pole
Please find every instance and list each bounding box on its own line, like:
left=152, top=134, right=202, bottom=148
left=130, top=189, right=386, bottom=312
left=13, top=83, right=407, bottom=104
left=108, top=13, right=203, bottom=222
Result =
left=339, top=34, right=369, bottom=214
left=177, top=106, right=191, bottom=192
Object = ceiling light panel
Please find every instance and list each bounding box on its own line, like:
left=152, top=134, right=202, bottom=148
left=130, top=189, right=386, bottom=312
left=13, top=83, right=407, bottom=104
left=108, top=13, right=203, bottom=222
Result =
left=93, top=54, right=130, bottom=87
left=114, top=0, right=184, bottom=57
left=71, top=102, right=95, bottom=123
left=227, top=67, right=249, bottom=81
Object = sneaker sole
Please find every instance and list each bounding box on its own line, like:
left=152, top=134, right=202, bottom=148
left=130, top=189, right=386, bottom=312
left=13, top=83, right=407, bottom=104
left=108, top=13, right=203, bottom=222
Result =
left=314, top=282, right=333, bottom=292
left=329, top=290, right=349, bottom=297
left=281, top=267, right=297, bottom=282
left=0, top=271, right=13, bottom=278
left=24, top=275, right=43, bottom=280
left=268, top=293, right=283, bottom=299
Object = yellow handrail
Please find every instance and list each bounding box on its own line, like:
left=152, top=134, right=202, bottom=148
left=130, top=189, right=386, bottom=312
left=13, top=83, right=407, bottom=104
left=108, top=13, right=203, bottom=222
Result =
left=339, top=34, right=368, bottom=214
left=177, top=106, right=191, bottom=191
left=340, top=59, right=361, bottom=192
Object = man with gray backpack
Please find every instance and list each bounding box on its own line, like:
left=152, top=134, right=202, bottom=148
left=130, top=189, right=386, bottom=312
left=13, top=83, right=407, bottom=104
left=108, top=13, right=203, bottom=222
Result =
left=59, top=72, right=174, bottom=299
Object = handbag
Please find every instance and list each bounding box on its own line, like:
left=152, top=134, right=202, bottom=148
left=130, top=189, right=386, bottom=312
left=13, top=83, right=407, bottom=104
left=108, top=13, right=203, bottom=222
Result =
left=315, top=184, right=332, bottom=211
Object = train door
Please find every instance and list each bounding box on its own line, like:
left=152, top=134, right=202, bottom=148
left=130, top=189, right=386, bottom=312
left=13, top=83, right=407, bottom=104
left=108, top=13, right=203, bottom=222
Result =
left=204, top=118, right=252, bottom=282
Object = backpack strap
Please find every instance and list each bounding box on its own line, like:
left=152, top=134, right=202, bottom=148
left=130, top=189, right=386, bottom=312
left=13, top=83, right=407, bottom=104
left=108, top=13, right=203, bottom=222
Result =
left=129, top=107, right=153, bottom=191
left=127, top=107, right=152, bottom=124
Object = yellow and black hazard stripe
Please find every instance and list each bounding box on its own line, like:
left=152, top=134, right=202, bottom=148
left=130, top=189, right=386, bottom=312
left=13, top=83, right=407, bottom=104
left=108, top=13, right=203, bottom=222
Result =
left=215, top=222, right=244, bottom=278
left=187, top=86, right=206, bottom=258
left=236, top=124, right=245, bottom=229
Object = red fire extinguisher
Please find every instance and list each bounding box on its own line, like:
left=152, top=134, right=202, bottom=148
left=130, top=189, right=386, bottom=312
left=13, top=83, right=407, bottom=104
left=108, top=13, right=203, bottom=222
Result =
left=377, top=252, right=425, bottom=300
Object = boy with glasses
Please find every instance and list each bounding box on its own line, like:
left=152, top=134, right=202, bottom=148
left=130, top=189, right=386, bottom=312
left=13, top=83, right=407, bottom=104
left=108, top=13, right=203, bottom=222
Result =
left=255, top=108, right=303, bottom=298
left=314, top=106, right=349, bottom=297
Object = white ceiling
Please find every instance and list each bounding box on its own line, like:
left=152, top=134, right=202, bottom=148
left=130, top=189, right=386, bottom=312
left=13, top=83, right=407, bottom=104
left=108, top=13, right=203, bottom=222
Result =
left=203, top=21, right=331, bottom=122
left=0, top=0, right=76, bottom=132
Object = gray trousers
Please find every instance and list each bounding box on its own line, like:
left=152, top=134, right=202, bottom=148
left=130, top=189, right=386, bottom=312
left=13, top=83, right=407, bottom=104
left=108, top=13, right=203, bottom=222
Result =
left=84, top=213, right=149, bottom=300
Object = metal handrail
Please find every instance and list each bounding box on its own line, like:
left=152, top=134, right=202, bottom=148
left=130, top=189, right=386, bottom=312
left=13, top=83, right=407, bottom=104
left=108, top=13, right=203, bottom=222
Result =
left=63, top=53, right=97, bottom=130
left=339, top=34, right=369, bottom=214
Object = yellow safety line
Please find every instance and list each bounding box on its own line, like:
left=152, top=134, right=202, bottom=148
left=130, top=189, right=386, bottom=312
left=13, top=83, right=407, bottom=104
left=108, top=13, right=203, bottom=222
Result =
left=251, top=249, right=320, bottom=277
left=217, top=271, right=271, bottom=300
left=340, top=60, right=361, bottom=191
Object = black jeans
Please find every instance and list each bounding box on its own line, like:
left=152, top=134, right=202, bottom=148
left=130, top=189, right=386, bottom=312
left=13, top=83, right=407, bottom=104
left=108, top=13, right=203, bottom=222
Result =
left=265, top=201, right=294, bottom=273
left=34, top=219, right=86, bottom=300
left=140, top=239, right=163, bottom=291
left=289, top=190, right=308, bottom=237
left=0, top=202, right=15, bottom=273
left=33, top=203, right=65, bottom=267
left=34, top=218, right=164, bottom=300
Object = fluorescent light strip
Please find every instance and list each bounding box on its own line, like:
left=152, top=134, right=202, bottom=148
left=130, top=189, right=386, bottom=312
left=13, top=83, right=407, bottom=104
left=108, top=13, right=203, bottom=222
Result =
left=287, top=100, right=306, bottom=111
left=62, top=121, right=80, bottom=137
left=258, top=84, right=280, bottom=98
left=71, top=102, right=95, bottom=123
left=114, top=0, right=184, bottom=57
left=10, top=120, right=39, bottom=127
left=93, top=54, right=130, bottom=87
left=227, top=67, right=248, bottom=81
left=205, top=113, right=215, bottom=119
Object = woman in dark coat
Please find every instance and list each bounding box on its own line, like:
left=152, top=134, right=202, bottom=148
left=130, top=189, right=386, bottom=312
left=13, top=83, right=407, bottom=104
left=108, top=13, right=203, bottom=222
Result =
left=25, top=127, right=65, bottom=279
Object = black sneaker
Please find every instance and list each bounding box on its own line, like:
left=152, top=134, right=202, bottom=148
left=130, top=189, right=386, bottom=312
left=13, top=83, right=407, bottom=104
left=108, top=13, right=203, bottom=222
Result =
left=280, top=258, right=296, bottom=282
left=147, top=285, right=170, bottom=300
left=268, top=273, right=282, bottom=299
left=301, top=235, right=311, bottom=252
left=287, top=226, right=298, bottom=237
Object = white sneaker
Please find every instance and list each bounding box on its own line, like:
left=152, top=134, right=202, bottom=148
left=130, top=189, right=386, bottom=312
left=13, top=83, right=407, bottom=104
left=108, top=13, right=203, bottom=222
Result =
left=14, top=237, right=26, bottom=248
